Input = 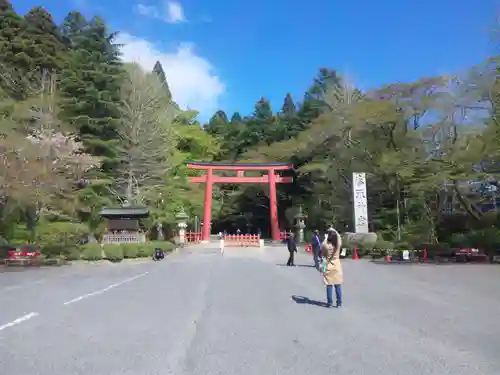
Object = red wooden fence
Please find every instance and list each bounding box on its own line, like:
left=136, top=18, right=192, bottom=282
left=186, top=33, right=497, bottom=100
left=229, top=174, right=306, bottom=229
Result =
left=223, top=234, right=261, bottom=247
left=186, top=231, right=202, bottom=244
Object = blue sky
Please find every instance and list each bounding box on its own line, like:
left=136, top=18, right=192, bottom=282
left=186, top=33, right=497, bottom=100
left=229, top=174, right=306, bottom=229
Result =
left=11, top=0, right=500, bottom=121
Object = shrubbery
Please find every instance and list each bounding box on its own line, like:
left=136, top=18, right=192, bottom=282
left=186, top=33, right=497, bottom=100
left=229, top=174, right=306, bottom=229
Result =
left=78, top=241, right=176, bottom=262
left=104, top=246, right=124, bottom=262
left=336, top=227, right=500, bottom=260
left=81, top=244, right=102, bottom=261
left=37, top=222, right=90, bottom=258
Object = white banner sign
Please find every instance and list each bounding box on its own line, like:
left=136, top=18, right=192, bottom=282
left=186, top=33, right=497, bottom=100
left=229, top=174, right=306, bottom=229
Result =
left=352, top=172, right=369, bottom=233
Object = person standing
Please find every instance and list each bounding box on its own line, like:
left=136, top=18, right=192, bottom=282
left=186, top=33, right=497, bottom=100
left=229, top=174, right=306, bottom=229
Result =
left=321, top=229, right=343, bottom=307
left=286, top=232, right=297, bottom=266
left=219, top=237, right=224, bottom=256
left=311, top=230, right=322, bottom=270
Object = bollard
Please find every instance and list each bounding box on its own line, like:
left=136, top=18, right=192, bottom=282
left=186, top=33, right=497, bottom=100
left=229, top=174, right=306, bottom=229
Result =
left=352, top=247, right=359, bottom=260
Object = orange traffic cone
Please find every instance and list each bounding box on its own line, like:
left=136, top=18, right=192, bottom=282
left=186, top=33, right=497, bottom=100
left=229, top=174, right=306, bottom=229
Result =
left=352, top=248, right=359, bottom=260
left=384, top=250, right=391, bottom=262
left=305, top=244, right=311, bottom=253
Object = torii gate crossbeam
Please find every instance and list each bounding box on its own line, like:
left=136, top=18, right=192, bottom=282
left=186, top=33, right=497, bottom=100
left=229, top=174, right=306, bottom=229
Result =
left=187, top=161, right=293, bottom=242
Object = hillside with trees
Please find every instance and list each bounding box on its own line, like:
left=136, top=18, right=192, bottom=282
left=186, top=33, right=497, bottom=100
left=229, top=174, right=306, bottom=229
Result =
left=0, top=1, right=499, bottom=256
left=0, top=1, right=215, bottom=252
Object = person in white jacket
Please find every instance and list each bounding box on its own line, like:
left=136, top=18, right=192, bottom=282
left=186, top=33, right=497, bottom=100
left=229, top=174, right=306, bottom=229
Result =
left=219, top=232, right=224, bottom=255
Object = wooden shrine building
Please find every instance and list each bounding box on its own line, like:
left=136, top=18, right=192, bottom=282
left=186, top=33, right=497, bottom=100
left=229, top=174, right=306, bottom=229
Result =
left=100, top=206, right=149, bottom=244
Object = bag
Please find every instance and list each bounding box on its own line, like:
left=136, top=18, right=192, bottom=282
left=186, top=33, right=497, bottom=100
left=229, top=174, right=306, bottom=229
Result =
left=321, top=259, right=327, bottom=273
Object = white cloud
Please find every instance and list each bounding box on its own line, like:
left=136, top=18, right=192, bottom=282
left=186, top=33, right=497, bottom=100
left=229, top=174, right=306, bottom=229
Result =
left=136, top=4, right=158, bottom=18
left=166, top=1, right=185, bottom=23
left=135, top=1, right=186, bottom=24
left=117, top=33, right=225, bottom=115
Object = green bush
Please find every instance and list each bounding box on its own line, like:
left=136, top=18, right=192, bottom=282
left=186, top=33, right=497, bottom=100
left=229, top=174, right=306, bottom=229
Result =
left=414, top=243, right=451, bottom=259
left=449, top=228, right=500, bottom=253
left=341, top=235, right=354, bottom=249
left=37, top=222, right=90, bottom=246
left=135, top=241, right=175, bottom=258
left=37, top=222, right=90, bottom=258
left=120, top=244, right=139, bottom=258
left=10, top=224, right=33, bottom=244
left=81, top=244, right=103, bottom=261
left=41, top=243, right=67, bottom=258
left=373, top=239, right=395, bottom=251
left=368, top=250, right=385, bottom=259
left=65, top=247, right=82, bottom=261
left=80, top=241, right=176, bottom=261
left=394, top=241, right=411, bottom=250
left=136, top=244, right=154, bottom=258
left=104, top=246, right=124, bottom=262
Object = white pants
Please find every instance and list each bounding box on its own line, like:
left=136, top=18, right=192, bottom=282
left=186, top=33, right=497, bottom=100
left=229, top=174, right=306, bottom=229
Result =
left=220, top=240, right=224, bottom=255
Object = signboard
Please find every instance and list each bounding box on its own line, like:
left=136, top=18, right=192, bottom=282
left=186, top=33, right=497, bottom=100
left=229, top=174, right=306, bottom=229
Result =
left=352, top=172, right=369, bottom=233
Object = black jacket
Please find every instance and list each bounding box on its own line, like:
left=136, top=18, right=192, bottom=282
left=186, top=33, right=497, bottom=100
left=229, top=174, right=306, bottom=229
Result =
left=287, top=237, right=297, bottom=252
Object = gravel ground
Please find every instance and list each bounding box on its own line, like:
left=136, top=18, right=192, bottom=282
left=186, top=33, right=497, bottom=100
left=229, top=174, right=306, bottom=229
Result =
left=1, top=244, right=499, bottom=375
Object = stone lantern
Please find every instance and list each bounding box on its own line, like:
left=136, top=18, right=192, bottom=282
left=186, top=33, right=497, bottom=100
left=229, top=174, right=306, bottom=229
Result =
left=175, top=208, right=189, bottom=245
left=294, top=205, right=307, bottom=243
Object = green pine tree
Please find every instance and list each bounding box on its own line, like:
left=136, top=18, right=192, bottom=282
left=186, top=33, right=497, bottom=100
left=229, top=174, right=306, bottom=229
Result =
left=22, top=6, right=66, bottom=72
left=152, top=61, right=172, bottom=101
left=244, top=97, right=278, bottom=146
left=206, top=110, right=229, bottom=136
left=254, top=97, right=273, bottom=119
left=0, top=0, right=29, bottom=98
left=59, top=13, right=125, bottom=165
left=280, top=93, right=296, bottom=117
left=276, top=93, right=298, bottom=139
left=59, top=11, right=87, bottom=47
left=298, top=68, right=343, bottom=127
left=230, top=112, right=242, bottom=123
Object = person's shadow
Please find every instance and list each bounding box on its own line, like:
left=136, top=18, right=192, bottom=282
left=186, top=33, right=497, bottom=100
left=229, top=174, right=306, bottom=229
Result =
left=276, top=264, right=316, bottom=268
left=291, top=295, right=329, bottom=308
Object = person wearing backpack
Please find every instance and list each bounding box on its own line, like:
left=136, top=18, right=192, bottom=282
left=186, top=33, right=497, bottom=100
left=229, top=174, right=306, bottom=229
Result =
left=311, top=230, right=322, bottom=270
left=321, top=229, right=343, bottom=307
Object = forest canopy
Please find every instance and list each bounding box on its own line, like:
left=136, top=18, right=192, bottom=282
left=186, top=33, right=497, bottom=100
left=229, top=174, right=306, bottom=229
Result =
left=1, top=0, right=500, bottom=252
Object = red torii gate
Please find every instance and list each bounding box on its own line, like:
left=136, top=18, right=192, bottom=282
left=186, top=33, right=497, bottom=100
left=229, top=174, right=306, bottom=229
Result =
left=187, top=161, right=293, bottom=242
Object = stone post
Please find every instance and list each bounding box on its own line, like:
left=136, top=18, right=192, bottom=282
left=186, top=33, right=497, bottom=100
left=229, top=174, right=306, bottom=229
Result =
left=294, top=205, right=306, bottom=243
left=175, top=208, right=189, bottom=245
left=178, top=222, right=187, bottom=244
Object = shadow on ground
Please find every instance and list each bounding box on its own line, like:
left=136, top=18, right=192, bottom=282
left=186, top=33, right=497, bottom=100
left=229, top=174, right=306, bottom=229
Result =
left=276, top=264, right=316, bottom=268
left=291, top=295, right=330, bottom=308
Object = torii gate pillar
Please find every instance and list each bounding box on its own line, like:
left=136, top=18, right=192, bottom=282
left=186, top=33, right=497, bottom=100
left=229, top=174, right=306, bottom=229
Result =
left=202, top=168, right=214, bottom=242
left=187, top=162, right=294, bottom=242
left=268, top=169, right=279, bottom=242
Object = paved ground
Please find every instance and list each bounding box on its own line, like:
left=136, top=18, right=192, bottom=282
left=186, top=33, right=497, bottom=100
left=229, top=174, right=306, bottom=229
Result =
left=1, top=245, right=500, bottom=375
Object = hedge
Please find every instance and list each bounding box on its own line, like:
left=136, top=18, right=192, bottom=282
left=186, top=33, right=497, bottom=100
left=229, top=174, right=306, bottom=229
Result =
left=80, top=241, right=176, bottom=262
left=81, top=244, right=102, bottom=261
left=27, top=241, right=178, bottom=262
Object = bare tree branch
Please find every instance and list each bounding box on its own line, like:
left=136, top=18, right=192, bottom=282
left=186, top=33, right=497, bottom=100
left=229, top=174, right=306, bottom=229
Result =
left=114, top=64, right=178, bottom=204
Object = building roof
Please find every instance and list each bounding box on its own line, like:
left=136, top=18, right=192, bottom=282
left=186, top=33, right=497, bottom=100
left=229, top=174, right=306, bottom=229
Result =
left=99, top=207, right=150, bottom=218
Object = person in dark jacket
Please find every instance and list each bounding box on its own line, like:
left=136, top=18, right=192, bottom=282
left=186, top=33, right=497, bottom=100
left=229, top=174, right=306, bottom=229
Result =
left=153, top=248, right=165, bottom=261
left=286, top=232, right=297, bottom=266
left=311, top=229, right=322, bottom=270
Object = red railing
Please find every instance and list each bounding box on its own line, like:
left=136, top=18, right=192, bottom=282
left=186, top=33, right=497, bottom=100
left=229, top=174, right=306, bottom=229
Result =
left=223, top=234, right=261, bottom=247
left=186, top=231, right=202, bottom=244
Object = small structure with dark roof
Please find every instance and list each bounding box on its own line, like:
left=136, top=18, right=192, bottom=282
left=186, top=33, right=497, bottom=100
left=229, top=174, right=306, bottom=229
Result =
left=100, top=206, right=149, bottom=244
